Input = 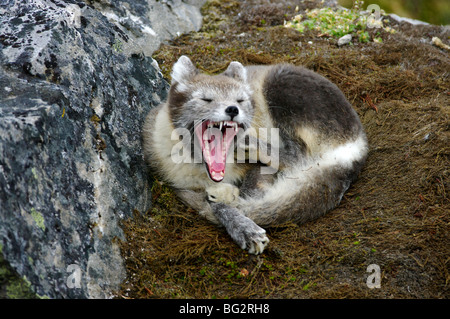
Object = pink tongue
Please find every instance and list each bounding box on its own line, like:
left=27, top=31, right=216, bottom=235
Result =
left=208, top=135, right=225, bottom=173
left=203, top=129, right=225, bottom=182
left=194, top=122, right=238, bottom=182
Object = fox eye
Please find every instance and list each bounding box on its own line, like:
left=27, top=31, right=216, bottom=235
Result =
left=237, top=99, right=244, bottom=103
left=201, top=98, right=213, bottom=103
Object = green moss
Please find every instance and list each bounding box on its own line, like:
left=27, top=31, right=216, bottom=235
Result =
left=284, top=7, right=395, bottom=43
left=112, top=38, right=123, bottom=53
left=6, top=279, right=32, bottom=299
left=0, top=253, right=37, bottom=299
left=31, top=167, right=39, bottom=180
left=358, top=31, right=370, bottom=43
left=30, top=208, right=45, bottom=232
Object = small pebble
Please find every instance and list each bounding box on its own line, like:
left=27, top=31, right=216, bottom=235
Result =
left=338, top=34, right=352, bottom=46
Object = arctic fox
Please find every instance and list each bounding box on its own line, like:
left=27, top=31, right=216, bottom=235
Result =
left=142, top=56, right=368, bottom=254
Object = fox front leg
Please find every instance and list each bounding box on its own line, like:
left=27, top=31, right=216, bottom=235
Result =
left=210, top=202, right=269, bottom=255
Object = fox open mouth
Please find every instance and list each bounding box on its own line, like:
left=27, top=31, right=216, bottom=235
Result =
left=194, top=120, right=242, bottom=182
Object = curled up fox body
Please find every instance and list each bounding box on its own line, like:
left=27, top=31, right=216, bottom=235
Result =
left=142, top=56, right=368, bottom=254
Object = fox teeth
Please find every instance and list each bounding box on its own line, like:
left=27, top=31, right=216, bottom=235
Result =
left=206, top=120, right=239, bottom=131
left=228, top=122, right=237, bottom=132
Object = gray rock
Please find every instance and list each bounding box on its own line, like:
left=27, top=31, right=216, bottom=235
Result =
left=92, top=0, right=206, bottom=56
left=337, top=34, right=353, bottom=46
left=0, top=0, right=203, bottom=298
left=389, top=13, right=429, bottom=26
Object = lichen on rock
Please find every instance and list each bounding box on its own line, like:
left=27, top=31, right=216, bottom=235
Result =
left=0, top=0, right=204, bottom=298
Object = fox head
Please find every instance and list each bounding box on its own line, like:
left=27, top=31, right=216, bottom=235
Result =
left=167, top=55, right=254, bottom=182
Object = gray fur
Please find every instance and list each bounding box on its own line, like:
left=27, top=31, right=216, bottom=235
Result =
left=210, top=203, right=268, bottom=254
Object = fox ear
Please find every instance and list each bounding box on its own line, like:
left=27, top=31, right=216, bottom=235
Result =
left=223, top=61, right=247, bottom=83
left=171, top=55, right=198, bottom=84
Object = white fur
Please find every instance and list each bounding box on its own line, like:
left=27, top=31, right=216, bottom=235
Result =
left=238, top=135, right=368, bottom=213
left=171, top=55, right=195, bottom=84
left=150, top=104, right=244, bottom=191
left=224, top=61, right=248, bottom=83
left=206, top=183, right=240, bottom=204
left=319, top=135, right=368, bottom=168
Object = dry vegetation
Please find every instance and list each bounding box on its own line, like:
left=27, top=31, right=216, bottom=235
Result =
left=118, top=0, right=449, bottom=299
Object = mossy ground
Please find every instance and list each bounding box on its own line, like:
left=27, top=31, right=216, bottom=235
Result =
left=0, top=251, right=36, bottom=299
left=118, top=0, right=449, bottom=299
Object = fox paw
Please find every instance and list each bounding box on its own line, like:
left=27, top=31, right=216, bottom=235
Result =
left=246, top=231, right=269, bottom=255
left=206, top=183, right=239, bottom=205
left=232, top=216, right=270, bottom=255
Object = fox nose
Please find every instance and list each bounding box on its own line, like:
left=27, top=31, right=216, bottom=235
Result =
left=225, top=106, right=239, bottom=119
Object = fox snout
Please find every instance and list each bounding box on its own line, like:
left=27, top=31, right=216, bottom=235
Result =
left=225, top=105, right=239, bottom=120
